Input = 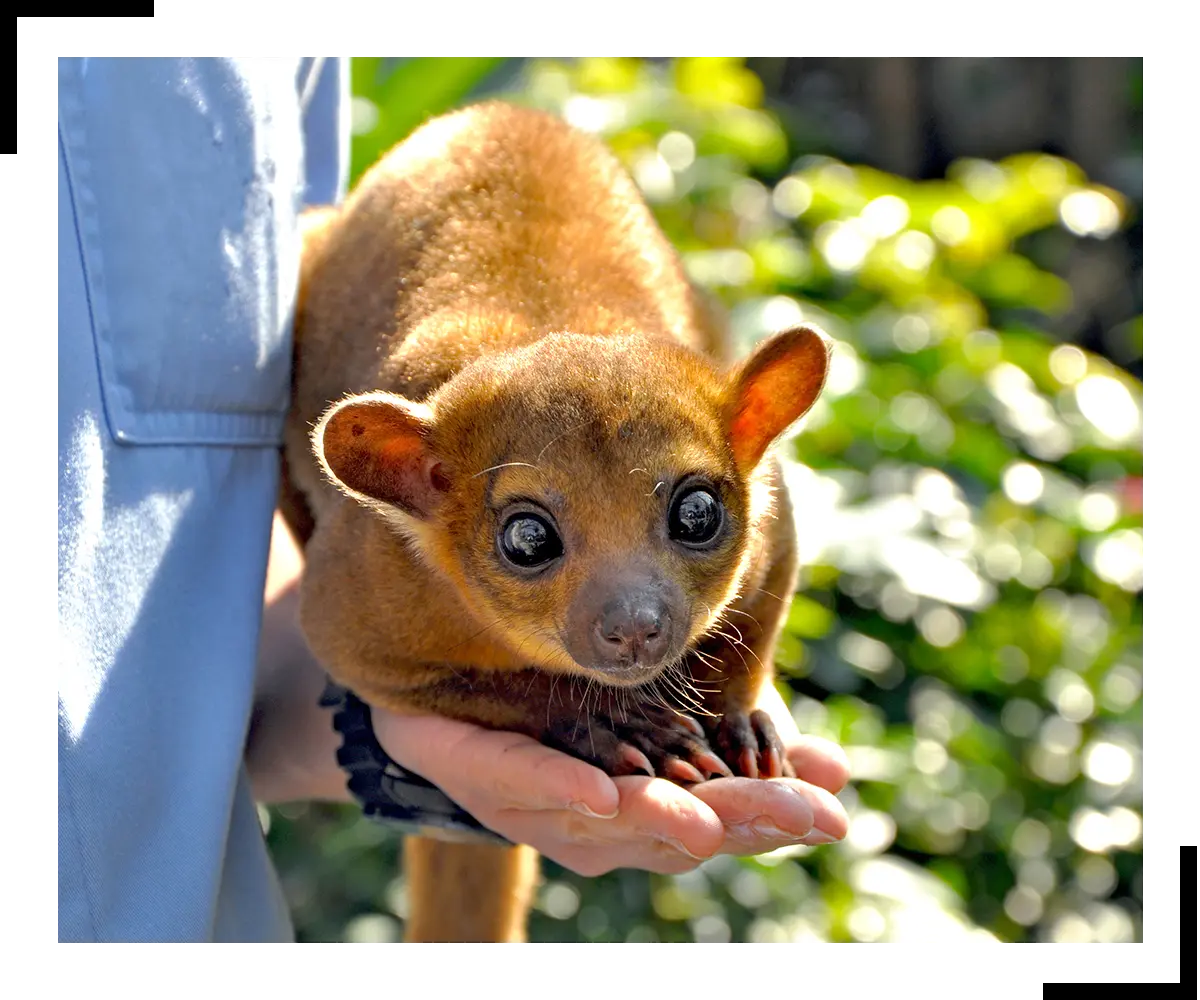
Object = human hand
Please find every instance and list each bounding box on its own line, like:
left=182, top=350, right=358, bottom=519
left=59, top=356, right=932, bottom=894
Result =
left=372, top=684, right=849, bottom=876
left=251, top=511, right=848, bottom=868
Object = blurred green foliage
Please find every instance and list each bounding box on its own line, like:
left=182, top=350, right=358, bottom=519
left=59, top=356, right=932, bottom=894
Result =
left=266, top=58, right=1143, bottom=944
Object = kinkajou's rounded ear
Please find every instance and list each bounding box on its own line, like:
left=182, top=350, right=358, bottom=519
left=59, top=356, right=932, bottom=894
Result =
left=314, top=392, right=450, bottom=519
left=724, top=325, right=831, bottom=471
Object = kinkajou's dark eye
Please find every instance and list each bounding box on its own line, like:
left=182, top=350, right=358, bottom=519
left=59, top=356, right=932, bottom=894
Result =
left=668, top=488, right=724, bottom=547
left=498, top=514, right=564, bottom=569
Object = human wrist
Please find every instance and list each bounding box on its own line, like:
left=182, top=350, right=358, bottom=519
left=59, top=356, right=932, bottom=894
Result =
left=245, top=669, right=352, bottom=805
left=322, top=682, right=510, bottom=844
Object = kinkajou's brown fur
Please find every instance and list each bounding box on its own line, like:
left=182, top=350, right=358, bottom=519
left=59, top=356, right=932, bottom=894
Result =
left=282, top=101, right=830, bottom=942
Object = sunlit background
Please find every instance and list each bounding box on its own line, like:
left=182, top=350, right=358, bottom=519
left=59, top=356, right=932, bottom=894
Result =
left=265, top=58, right=1143, bottom=944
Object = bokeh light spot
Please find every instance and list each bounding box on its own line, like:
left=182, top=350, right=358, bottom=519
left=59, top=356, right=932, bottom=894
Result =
left=540, top=881, right=581, bottom=920
left=632, top=152, right=675, bottom=201
left=562, top=94, right=624, bottom=133
left=839, top=631, right=893, bottom=675
left=1018, top=858, right=1057, bottom=896
left=1075, top=375, right=1141, bottom=443
left=818, top=220, right=873, bottom=273
left=914, top=739, right=949, bottom=775
left=1082, top=741, right=1135, bottom=787
left=957, top=159, right=1008, bottom=201
left=1059, top=189, right=1121, bottom=238
left=1001, top=699, right=1042, bottom=738
left=1100, top=664, right=1141, bottom=713
left=1078, top=490, right=1120, bottom=532
left=729, top=869, right=771, bottom=908
left=1046, top=668, right=1095, bottom=723
left=1039, top=714, right=1081, bottom=754
left=1070, top=806, right=1141, bottom=852
left=1002, top=462, right=1045, bottom=505
left=684, top=248, right=755, bottom=287
left=931, top=206, right=971, bottom=245
left=657, top=130, right=696, bottom=171
left=1089, top=529, right=1143, bottom=591
left=731, top=178, right=770, bottom=222
left=862, top=195, right=910, bottom=238
left=349, top=96, right=379, bottom=137
left=893, top=315, right=932, bottom=352
left=1004, top=885, right=1043, bottom=926
left=1016, top=550, right=1053, bottom=589
left=772, top=176, right=813, bottom=218
left=826, top=340, right=865, bottom=396
left=917, top=606, right=965, bottom=647
left=344, top=913, right=401, bottom=943
left=1075, top=856, right=1117, bottom=898
left=1049, top=344, right=1088, bottom=385
left=691, top=914, right=732, bottom=943
left=848, top=904, right=888, bottom=942
left=846, top=809, right=898, bottom=856
left=760, top=294, right=806, bottom=332
left=894, top=230, right=936, bottom=272
left=1011, top=818, right=1051, bottom=858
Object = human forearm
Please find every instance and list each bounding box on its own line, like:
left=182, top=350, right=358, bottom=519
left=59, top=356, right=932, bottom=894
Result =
left=245, top=513, right=351, bottom=805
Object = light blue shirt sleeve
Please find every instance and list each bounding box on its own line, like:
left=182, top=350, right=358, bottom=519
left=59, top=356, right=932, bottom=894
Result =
left=58, top=56, right=349, bottom=942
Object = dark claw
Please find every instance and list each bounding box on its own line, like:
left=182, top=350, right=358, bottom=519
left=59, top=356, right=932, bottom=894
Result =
left=616, top=745, right=655, bottom=777
left=761, top=744, right=782, bottom=779
left=738, top=747, right=758, bottom=780
left=663, top=756, right=706, bottom=784
left=673, top=713, right=707, bottom=740
left=750, top=710, right=786, bottom=778
left=693, top=750, right=734, bottom=780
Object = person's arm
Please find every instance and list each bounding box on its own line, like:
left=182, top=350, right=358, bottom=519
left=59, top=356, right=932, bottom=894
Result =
left=246, top=513, right=848, bottom=875
left=245, top=513, right=350, bottom=804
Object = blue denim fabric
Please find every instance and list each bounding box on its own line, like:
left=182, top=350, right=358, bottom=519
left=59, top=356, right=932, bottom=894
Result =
left=58, top=57, right=348, bottom=941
